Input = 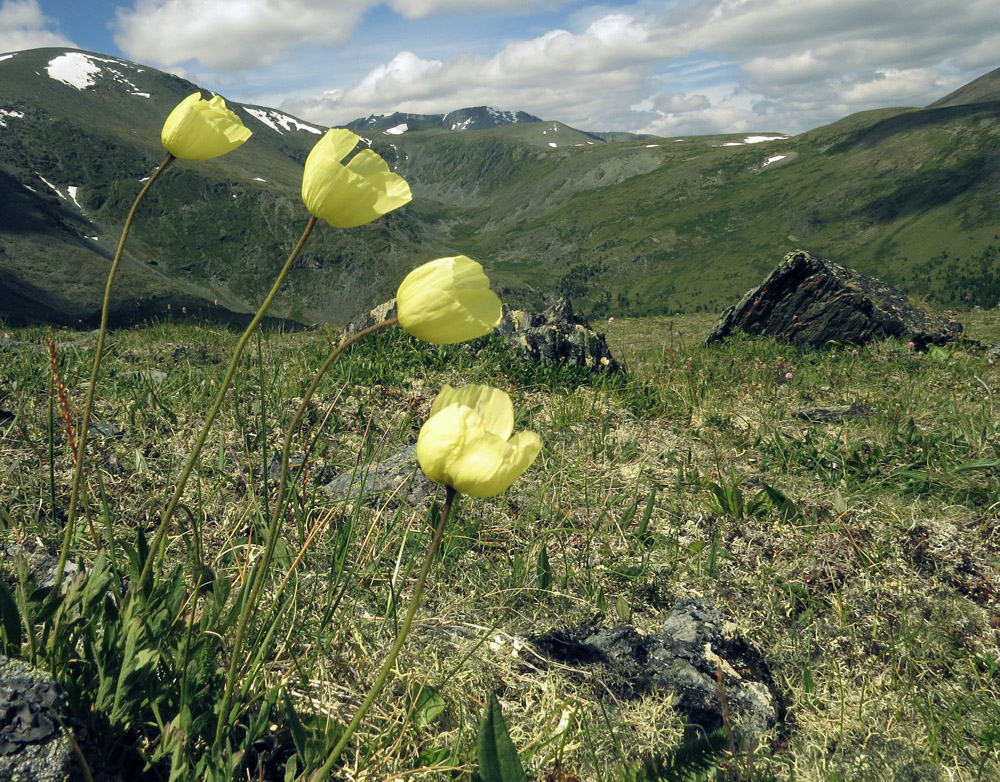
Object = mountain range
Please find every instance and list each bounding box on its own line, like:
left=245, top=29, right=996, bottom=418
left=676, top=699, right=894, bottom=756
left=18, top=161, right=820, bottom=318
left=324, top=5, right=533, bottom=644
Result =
left=1, top=47, right=999, bottom=326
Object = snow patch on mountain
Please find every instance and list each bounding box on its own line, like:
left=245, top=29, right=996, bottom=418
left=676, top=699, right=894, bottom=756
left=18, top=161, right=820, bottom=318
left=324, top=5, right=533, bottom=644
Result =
left=0, top=109, right=24, bottom=128
left=35, top=175, right=85, bottom=210
left=46, top=51, right=149, bottom=97
left=242, top=107, right=322, bottom=135
left=721, top=135, right=789, bottom=147
left=384, top=123, right=408, bottom=135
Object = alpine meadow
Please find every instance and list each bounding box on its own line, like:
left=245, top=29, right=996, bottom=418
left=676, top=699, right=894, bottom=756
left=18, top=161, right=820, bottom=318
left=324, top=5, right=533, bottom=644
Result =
left=1, top=47, right=999, bottom=782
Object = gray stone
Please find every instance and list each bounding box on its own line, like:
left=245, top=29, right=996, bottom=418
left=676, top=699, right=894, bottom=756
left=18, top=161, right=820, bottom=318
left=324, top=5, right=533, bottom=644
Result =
left=0, top=656, right=74, bottom=782
left=497, top=298, right=621, bottom=372
left=343, top=298, right=398, bottom=339
left=346, top=296, right=620, bottom=372
left=322, top=444, right=437, bottom=509
left=793, top=404, right=875, bottom=423
left=705, top=249, right=962, bottom=350
left=529, top=600, right=783, bottom=745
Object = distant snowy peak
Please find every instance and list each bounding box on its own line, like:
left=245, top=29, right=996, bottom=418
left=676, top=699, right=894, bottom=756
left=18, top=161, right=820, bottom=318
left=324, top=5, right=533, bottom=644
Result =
left=44, top=51, right=150, bottom=97
left=441, top=107, right=541, bottom=131
left=349, top=106, right=542, bottom=134
left=241, top=106, right=323, bottom=135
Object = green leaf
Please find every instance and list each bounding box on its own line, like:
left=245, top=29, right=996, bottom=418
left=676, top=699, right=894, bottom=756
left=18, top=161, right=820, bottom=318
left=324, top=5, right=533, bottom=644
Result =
left=476, top=693, right=527, bottom=782
left=413, top=684, right=446, bottom=727
left=535, top=544, right=552, bottom=592
left=760, top=482, right=799, bottom=522
left=0, top=579, right=21, bottom=653
left=952, top=458, right=1000, bottom=473
left=636, top=487, right=656, bottom=545
left=283, top=690, right=308, bottom=760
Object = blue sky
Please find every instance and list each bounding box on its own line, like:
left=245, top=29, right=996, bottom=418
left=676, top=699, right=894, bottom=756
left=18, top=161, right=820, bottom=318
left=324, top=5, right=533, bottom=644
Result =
left=2, top=0, right=998, bottom=136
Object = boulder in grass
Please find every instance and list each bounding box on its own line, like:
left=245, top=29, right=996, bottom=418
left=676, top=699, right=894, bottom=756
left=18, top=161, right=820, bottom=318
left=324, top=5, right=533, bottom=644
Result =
left=0, top=656, right=75, bottom=782
left=497, top=298, right=621, bottom=372
left=346, top=296, right=621, bottom=372
left=705, top=249, right=962, bottom=349
left=530, top=600, right=784, bottom=746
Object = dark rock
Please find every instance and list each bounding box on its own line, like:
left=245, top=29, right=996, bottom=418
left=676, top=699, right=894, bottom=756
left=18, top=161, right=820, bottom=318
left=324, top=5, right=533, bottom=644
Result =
left=530, top=600, right=783, bottom=744
left=342, top=298, right=398, bottom=340
left=1, top=541, right=78, bottom=590
left=346, top=296, right=621, bottom=372
left=705, top=250, right=962, bottom=349
left=321, top=444, right=437, bottom=508
left=497, top=298, right=621, bottom=371
left=793, top=404, right=875, bottom=423
left=0, top=656, right=75, bottom=781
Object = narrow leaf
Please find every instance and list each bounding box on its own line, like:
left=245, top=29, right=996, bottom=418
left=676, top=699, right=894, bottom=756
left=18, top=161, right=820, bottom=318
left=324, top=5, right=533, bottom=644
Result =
left=477, top=694, right=527, bottom=782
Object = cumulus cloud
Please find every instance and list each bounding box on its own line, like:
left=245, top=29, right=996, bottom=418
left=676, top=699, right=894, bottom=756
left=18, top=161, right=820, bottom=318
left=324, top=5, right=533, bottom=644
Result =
left=652, top=92, right=711, bottom=114
left=0, top=0, right=76, bottom=52
left=284, top=13, right=671, bottom=127
left=389, top=0, right=558, bottom=17
left=106, top=0, right=1000, bottom=135
left=113, top=0, right=375, bottom=70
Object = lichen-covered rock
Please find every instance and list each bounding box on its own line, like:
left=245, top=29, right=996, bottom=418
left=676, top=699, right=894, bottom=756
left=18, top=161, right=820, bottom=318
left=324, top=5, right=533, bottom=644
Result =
left=0, top=657, right=75, bottom=782
left=705, top=249, right=962, bottom=349
left=346, top=296, right=621, bottom=372
left=530, top=600, right=783, bottom=745
left=322, top=444, right=436, bottom=509
left=342, top=298, right=399, bottom=339
left=497, top=298, right=621, bottom=371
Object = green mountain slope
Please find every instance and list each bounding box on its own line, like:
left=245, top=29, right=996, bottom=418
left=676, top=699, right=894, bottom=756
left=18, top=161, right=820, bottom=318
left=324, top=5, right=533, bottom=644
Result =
left=0, top=47, right=423, bottom=326
left=2, top=48, right=999, bottom=325
left=387, top=95, right=1000, bottom=316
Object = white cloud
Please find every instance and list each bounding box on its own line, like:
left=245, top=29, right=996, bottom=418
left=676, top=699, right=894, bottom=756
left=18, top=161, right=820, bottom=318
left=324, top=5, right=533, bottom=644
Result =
left=283, top=13, right=670, bottom=127
left=388, top=0, right=559, bottom=17
left=113, top=0, right=375, bottom=70
left=101, top=0, right=1000, bottom=136
left=0, top=0, right=76, bottom=53
left=652, top=92, right=711, bottom=114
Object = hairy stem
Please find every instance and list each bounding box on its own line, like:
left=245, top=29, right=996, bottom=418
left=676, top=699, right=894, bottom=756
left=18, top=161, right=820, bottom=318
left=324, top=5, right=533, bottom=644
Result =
left=310, top=487, right=457, bottom=781
left=138, top=216, right=318, bottom=590
left=54, top=153, right=174, bottom=593
left=213, top=317, right=398, bottom=744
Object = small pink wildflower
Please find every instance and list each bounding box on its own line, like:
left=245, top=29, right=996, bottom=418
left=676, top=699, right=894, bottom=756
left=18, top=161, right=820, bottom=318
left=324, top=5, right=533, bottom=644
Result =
left=851, top=349, right=858, bottom=358
left=907, top=341, right=915, bottom=350
left=785, top=372, right=794, bottom=380
left=608, top=316, right=614, bottom=324
left=989, top=358, right=996, bottom=367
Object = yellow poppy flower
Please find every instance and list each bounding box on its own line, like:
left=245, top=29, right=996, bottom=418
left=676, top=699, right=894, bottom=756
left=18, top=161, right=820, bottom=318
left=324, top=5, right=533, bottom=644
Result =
left=301, top=128, right=412, bottom=228
left=161, top=92, right=252, bottom=160
left=396, top=256, right=502, bottom=344
left=416, top=384, right=541, bottom=498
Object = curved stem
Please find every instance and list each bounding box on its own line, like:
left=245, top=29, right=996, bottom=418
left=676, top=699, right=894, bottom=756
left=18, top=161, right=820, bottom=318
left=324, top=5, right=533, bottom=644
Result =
left=138, top=215, right=318, bottom=591
left=310, top=487, right=457, bottom=781
left=213, top=317, right=398, bottom=744
left=54, top=153, right=174, bottom=594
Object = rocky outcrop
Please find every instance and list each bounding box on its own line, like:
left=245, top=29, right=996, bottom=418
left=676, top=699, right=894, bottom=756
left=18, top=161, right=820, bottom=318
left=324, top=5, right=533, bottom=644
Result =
left=705, top=250, right=962, bottom=349
left=530, top=600, right=783, bottom=745
left=0, top=656, right=76, bottom=782
left=346, top=296, right=621, bottom=371
left=497, top=298, right=620, bottom=371
left=321, top=444, right=436, bottom=509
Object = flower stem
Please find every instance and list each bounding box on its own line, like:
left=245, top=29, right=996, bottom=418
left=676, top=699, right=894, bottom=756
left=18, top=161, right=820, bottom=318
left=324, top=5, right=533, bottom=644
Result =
left=138, top=215, right=318, bottom=591
left=309, top=486, right=457, bottom=781
left=213, top=317, right=398, bottom=745
left=53, top=153, right=174, bottom=594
